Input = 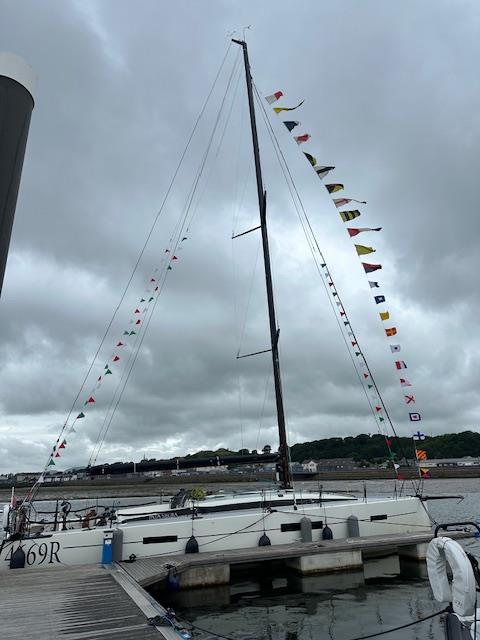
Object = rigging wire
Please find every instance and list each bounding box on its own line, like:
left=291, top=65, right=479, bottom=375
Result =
left=25, top=42, right=237, bottom=501
left=91, top=50, right=243, bottom=463
left=252, top=81, right=411, bottom=469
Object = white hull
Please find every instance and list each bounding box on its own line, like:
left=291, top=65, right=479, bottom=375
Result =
left=0, top=495, right=431, bottom=571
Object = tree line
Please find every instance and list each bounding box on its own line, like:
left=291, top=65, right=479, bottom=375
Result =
left=184, top=431, right=480, bottom=465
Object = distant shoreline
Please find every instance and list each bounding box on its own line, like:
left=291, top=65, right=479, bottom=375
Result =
left=1, top=466, right=479, bottom=502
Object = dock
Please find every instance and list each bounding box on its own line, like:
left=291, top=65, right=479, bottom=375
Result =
left=0, top=564, right=181, bottom=639
left=0, top=530, right=472, bottom=639
left=119, top=530, right=471, bottom=588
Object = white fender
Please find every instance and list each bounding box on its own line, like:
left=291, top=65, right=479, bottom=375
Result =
left=2, top=504, right=10, bottom=531
left=426, top=536, right=476, bottom=617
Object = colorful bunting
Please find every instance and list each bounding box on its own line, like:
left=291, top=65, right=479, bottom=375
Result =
left=339, top=210, right=361, bottom=222
left=355, top=244, right=375, bottom=256
left=326, top=183, right=344, bottom=194
left=385, top=327, right=397, bottom=336
left=362, top=262, right=382, bottom=273
left=303, top=152, right=317, bottom=167
left=315, top=165, right=335, bottom=179
left=265, top=90, right=284, bottom=104
left=273, top=100, right=304, bottom=114
left=395, top=360, right=407, bottom=370
left=379, top=311, right=390, bottom=321
left=283, top=121, right=300, bottom=132
left=294, top=134, right=310, bottom=144
left=334, top=198, right=366, bottom=207
left=348, top=227, right=382, bottom=237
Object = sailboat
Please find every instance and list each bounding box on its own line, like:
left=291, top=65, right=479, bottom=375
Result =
left=0, top=39, right=432, bottom=571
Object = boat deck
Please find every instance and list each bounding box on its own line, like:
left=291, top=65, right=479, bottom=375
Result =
left=0, top=564, right=179, bottom=639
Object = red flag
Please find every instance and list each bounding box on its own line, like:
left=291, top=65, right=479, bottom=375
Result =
left=351, top=341, right=357, bottom=347
left=385, top=438, right=392, bottom=447
left=136, top=319, right=141, bottom=325
left=55, top=452, right=60, bottom=458
left=164, top=249, right=170, bottom=253
left=85, top=396, right=95, bottom=404
left=363, top=373, right=369, bottom=379
left=150, top=278, right=155, bottom=282
left=113, top=355, right=120, bottom=362
left=59, top=442, right=65, bottom=449
left=134, top=309, right=140, bottom=314
left=97, top=376, right=102, bottom=382
left=172, top=256, right=178, bottom=260
left=116, top=341, right=124, bottom=347
left=155, top=286, right=159, bottom=291
left=375, top=406, right=382, bottom=412
left=294, top=134, right=310, bottom=144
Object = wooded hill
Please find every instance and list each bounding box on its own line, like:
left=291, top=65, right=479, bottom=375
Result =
left=184, top=431, right=480, bottom=465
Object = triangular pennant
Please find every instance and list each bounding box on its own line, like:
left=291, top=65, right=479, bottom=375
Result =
left=326, top=183, right=344, bottom=194
left=116, top=341, right=124, bottom=347
left=273, top=100, right=304, bottom=114
left=303, top=152, right=317, bottom=167
left=149, top=297, right=154, bottom=302
left=76, top=412, right=85, bottom=419
left=283, top=121, right=300, bottom=132
left=294, top=133, right=310, bottom=144
left=129, top=331, right=136, bottom=335
left=113, top=355, right=120, bottom=362
left=85, top=396, right=95, bottom=404
left=55, top=452, right=60, bottom=458
left=315, top=166, right=335, bottom=179
left=48, top=459, right=55, bottom=466
left=105, top=369, right=112, bottom=375
left=167, top=266, right=172, bottom=270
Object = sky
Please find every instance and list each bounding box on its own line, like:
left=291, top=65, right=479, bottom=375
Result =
left=0, top=0, right=479, bottom=474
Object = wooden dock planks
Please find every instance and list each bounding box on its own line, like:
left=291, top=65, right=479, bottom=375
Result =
left=0, top=564, right=165, bottom=639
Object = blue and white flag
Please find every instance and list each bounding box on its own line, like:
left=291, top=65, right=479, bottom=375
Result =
left=412, top=430, right=425, bottom=440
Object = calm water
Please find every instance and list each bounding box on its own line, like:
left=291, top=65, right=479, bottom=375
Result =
left=158, top=478, right=480, bottom=640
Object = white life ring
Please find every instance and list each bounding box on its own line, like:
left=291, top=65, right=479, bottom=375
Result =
left=426, top=536, right=476, bottom=618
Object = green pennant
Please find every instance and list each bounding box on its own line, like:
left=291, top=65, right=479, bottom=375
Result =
left=129, top=331, right=136, bottom=335
left=167, top=265, right=172, bottom=270
left=104, top=364, right=109, bottom=369
left=355, top=351, right=361, bottom=356
left=379, top=417, right=384, bottom=422
left=48, top=458, right=55, bottom=466
left=149, top=297, right=154, bottom=302
left=76, top=412, right=85, bottom=419
left=123, top=331, right=129, bottom=336
left=367, top=384, right=373, bottom=389
left=140, top=298, right=145, bottom=302
left=105, top=369, right=112, bottom=375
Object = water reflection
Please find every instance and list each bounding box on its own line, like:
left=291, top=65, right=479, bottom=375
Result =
left=158, top=555, right=445, bottom=640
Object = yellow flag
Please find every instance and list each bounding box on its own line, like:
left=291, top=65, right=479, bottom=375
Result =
left=380, top=311, right=390, bottom=321
left=355, top=244, right=375, bottom=256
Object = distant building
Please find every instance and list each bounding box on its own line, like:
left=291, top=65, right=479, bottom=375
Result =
left=418, top=457, right=480, bottom=468
left=301, top=458, right=357, bottom=473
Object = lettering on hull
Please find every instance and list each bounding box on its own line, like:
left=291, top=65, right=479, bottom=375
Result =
left=3, top=541, right=61, bottom=567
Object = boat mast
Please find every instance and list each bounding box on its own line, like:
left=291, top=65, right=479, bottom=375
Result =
left=233, top=39, right=293, bottom=489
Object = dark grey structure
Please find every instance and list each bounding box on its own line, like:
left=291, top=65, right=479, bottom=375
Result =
left=0, top=53, right=36, bottom=296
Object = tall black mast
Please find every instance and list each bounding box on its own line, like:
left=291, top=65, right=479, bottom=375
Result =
left=233, top=39, right=292, bottom=489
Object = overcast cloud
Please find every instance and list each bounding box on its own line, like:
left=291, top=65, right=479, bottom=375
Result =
left=0, top=0, right=479, bottom=473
